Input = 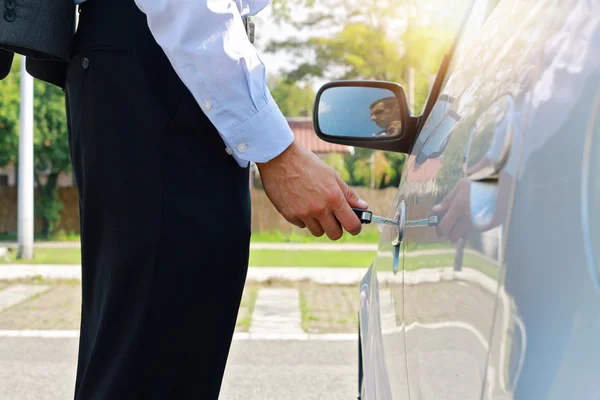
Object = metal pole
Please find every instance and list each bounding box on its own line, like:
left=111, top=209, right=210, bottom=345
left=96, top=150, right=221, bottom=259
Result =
left=17, top=55, right=34, bottom=260
left=408, top=68, right=415, bottom=113
left=370, top=152, right=375, bottom=189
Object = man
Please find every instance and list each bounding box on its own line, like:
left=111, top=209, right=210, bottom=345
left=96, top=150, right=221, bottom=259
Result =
left=58, top=0, right=369, bottom=399
left=369, top=96, right=402, bottom=137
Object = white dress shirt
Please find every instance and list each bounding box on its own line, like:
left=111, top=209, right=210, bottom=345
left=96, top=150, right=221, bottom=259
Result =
left=74, top=0, right=294, bottom=167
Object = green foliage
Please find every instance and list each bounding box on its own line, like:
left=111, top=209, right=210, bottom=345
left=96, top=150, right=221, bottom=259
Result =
left=0, top=59, right=20, bottom=167
left=251, top=226, right=381, bottom=243
left=268, top=74, right=316, bottom=116
left=322, top=152, right=350, bottom=182
left=341, top=148, right=406, bottom=189
left=33, top=73, right=71, bottom=174
left=266, top=0, right=469, bottom=114
left=0, top=56, right=71, bottom=238
left=35, top=174, right=63, bottom=238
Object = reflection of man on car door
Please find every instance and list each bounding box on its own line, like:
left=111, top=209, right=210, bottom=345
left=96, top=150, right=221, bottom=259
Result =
left=369, top=97, right=402, bottom=137
left=432, top=106, right=522, bottom=243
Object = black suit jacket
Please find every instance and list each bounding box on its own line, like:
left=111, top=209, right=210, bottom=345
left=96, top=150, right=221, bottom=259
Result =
left=0, top=0, right=75, bottom=87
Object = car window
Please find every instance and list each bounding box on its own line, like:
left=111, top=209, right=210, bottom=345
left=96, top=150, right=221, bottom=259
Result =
left=409, top=0, right=503, bottom=161
left=441, top=0, right=503, bottom=90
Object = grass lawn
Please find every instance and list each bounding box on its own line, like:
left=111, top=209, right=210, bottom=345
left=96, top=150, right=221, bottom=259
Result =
left=0, top=248, right=82, bottom=265
left=0, top=232, right=80, bottom=242
left=0, top=247, right=499, bottom=279
left=250, top=226, right=381, bottom=243
left=0, top=248, right=376, bottom=267
left=0, top=227, right=382, bottom=244
left=403, top=253, right=499, bottom=280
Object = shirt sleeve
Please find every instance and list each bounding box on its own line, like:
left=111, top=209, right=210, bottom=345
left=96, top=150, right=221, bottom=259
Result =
left=132, top=0, right=295, bottom=164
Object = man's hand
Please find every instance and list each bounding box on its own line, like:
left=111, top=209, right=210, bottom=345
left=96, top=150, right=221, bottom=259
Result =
left=256, top=142, right=368, bottom=240
left=387, top=120, right=402, bottom=136
left=432, top=178, right=471, bottom=243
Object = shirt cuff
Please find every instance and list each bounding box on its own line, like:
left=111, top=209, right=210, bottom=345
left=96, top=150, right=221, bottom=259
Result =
left=221, top=91, right=295, bottom=163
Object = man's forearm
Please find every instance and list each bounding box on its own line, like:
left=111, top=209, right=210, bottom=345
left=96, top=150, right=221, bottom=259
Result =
left=132, top=0, right=294, bottom=165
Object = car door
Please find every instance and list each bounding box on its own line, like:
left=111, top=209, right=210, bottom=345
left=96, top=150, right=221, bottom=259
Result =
left=483, top=1, right=600, bottom=398
left=400, top=0, right=558, bottom=398
left=362, top=1, right=494, bottom=399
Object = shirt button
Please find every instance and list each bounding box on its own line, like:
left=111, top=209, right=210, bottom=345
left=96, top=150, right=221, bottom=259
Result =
left=225, top=147, right=233, bottom=155
left=4, top=10, right=15, bottom=21
left=237, top=143, right=247, bottom=153
left=203, top=100, right=212, bottom=110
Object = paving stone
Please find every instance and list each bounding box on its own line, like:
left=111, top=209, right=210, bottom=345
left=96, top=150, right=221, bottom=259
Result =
left=250, top=288, right=303, bottom=334
left=0, top=284, right=79, bottom=330
left=0, top=285, right=50, bottom=313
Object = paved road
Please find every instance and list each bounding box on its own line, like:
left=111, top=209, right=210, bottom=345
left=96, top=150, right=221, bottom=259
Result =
left=0, top=338, right=357, bottom=400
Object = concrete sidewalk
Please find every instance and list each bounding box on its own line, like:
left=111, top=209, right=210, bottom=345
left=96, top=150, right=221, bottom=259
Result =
left=0, top=264, right=369, bottom=284
left=0, top=264, right=499, bottom=292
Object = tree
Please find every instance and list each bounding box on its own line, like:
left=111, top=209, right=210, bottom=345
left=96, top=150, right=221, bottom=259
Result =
left=0, top=57, right=71, bottom=238
left=322, top=152, right=350, bottom=182
left=344, top=147, right=406, bottom=189
left=265, top=0, right=468, bottom=114
left=351, top=151, right=395, bottom=189
left=0, top=59, right=20, bottom=168
left=268, top=74, right=316, bottom=116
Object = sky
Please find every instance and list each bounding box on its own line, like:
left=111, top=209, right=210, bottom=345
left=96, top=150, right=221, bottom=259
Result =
left=251, top=4, right=330, bottom=92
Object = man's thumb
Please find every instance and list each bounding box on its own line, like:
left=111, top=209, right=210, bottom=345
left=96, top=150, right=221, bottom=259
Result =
left=337, top=175, right=369, bottom=209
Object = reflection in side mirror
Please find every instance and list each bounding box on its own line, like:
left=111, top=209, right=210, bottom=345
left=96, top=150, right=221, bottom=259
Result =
left=316, top=86, right=406, bottom=139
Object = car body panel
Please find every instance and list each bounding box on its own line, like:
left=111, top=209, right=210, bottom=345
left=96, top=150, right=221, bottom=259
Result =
left=484, top=1, right=600, bottom=398
left=361, top=164, right=414, bottom=400
left=357, top=0, right=600, bottom=399
left=401, top=0, right=551, bottom=396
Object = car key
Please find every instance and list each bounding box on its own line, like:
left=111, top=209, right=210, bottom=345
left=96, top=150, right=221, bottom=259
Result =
left=352, top=208, right=443, bottom=227
left=405, top=214, right=443, bottom=228
left=352, top=208, right=398, bottom=226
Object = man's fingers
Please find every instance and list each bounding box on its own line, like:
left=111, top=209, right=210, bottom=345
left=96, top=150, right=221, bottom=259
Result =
left=333, top=205, right=363, bottom=236
left=432, top=183, right=460, bottom=213
left=449, top=217, right=469, bottom=243
left=336, top=175, right=368, bottom=209
left=318, top=212, right=344, bottom=240
left=304, top=217, right=325, bottom=237
left=288, top=218, right=306, bottom=229
left=332, top=175, right=364, bottom=235
left=435, top=201, right=462, bottom=238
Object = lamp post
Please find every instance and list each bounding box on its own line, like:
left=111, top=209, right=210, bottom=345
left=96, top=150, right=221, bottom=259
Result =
left=17, top=55, right=34, bottom=260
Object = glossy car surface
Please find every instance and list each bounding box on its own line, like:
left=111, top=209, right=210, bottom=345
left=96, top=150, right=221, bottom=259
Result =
left=317, top=0, right=600, bottom=398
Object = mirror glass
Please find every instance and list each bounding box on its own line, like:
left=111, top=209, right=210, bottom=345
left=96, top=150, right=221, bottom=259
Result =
left=317, top=86, right=404, bottom=138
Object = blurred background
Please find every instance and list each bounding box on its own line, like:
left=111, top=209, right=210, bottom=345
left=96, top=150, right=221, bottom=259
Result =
left=0, top=2, right=479, bottom=398
left=0, top=0, right=471, bottom=261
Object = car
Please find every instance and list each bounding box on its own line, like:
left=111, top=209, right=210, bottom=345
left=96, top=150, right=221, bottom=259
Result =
left=311, top=0, right=600, bottom=398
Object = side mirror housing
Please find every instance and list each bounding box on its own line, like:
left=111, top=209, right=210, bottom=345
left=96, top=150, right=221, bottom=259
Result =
left=312, top=80, right=420, bottom=154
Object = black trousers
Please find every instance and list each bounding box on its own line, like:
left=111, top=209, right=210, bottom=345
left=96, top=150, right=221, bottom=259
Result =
left=64, top=0, right=251, bottom=398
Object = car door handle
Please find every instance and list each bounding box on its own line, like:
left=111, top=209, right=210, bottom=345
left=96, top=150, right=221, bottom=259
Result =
left=391, top=201, right=406, bottom=274
left=466, top=133, right=512, bottom=182
left=391, top=201, right=406, bottom=246
left=466, top=95, right=515, bottom=182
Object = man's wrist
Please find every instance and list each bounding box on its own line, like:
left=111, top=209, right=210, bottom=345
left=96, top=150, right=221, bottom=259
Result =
left=256, top=140, right=298, bottom=172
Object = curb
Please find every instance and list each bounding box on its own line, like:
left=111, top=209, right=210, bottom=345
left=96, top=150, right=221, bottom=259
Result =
left=0, top=330, right=357, bottom=341
left=0, top=265, right=500, bottom=291
left=0, top=265, right=371, bottom=284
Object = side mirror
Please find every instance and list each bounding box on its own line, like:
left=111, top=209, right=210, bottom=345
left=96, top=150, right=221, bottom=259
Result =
left=313, top=80, right=421, bottom=153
